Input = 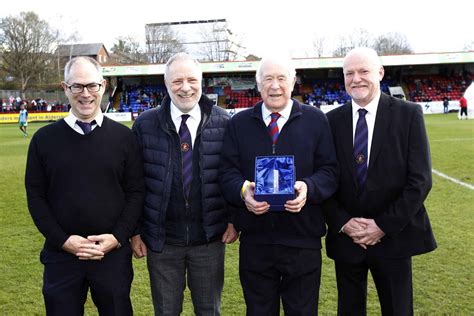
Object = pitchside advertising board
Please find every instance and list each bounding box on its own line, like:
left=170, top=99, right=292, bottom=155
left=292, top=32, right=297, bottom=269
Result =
left=0, top=111, right=132, bottom=124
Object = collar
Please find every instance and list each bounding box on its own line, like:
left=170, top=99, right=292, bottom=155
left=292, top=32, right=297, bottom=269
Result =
left=351, top=91, right=381, bottom=117
left=65, top=110, right=104, bottom=127
left=170, top=101, right=201, bottom=122
left=262, top=99, right=293, bottom=120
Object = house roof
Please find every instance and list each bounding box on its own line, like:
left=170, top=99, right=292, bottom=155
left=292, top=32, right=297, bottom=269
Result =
left=56, top=43, right=109, bottom=57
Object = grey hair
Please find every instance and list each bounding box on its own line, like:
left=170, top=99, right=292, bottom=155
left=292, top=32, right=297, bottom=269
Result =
left=164, top=53, right=202, bottom=81
left=255, top=56, right=296, bottom=84
left=343, top=47, right=382, bottom=69
left=64, top=56, right=103, bottom=82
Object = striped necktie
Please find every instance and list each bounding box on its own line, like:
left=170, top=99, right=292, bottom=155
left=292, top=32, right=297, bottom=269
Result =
left=268, top=112, right=281, bottom=144
left=179, top=114, right=193, bottom=199
left=354, top=109, right=368, bottom=190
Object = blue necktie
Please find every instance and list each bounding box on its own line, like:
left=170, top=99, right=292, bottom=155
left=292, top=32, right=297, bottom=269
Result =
left=76, top=120, right=95, bottom=135
left=354, top=109, right=368, bottom=190
left=268, top=112, right=281, bottom=144
left=179, top=115, right=193, bottom=199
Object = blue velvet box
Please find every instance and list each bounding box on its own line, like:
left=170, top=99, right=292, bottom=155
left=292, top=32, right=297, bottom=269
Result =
left=254, top=155, right=296, bottom=211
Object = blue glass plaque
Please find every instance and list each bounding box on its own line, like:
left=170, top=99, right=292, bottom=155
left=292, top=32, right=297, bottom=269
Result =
left=254, top=155, right=296, bottom=211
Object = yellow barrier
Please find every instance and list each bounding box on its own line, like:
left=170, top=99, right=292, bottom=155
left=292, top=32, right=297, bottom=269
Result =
left=0, top=112, right=68, bottom=124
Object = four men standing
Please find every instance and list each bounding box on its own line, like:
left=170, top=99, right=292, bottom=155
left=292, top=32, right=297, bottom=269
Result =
left=25, top=49, right=436, bottom=315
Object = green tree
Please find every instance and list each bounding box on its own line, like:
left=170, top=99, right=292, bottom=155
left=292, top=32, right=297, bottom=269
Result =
left=0, top=11, right=57, bottom=98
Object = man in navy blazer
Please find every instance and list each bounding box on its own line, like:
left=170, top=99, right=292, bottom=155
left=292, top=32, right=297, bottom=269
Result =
left=324, top=47, right=437, bottom=315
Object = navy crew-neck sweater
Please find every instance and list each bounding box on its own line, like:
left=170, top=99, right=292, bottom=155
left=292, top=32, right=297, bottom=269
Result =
left=25, top=117, right=145, bottom=254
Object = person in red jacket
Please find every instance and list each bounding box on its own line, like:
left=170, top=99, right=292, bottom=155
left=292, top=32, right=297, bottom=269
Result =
left=459, top=96, right=468, bottom=119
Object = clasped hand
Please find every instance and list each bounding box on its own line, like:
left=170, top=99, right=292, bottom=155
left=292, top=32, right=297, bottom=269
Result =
left=342, top=218, right=385, bottom=249
left=62, top=234, right=119, bottom=260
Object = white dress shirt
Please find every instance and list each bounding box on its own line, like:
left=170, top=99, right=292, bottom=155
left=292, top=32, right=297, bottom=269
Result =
left=64, top=111, right=104, bottom=135
left=351, top=91, right=381, bottom=166
left=261, top=100, right=293, bottom=131
left=170, top=102, right=201, bottom=147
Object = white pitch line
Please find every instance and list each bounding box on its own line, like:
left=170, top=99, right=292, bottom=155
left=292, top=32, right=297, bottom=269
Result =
left=432, top=169, right=474, bottom=190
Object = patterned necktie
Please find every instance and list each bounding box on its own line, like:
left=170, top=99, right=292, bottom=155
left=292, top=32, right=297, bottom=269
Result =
left=267, top=112, right=281, bottom=144
left=354, top=109, right=368, bottom=190
left=76, top=120, right=95, bottom=135
left=179, top=114, right=193, bottom=199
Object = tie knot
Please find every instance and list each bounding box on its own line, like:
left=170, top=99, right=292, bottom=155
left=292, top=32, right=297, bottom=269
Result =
left=76, top=120, right=95, bottom=134
left=358, top=109, right=368, bottom=117
left=270, top=112, right=281, bottom=121
left=181, top=114, right=190, bottom=123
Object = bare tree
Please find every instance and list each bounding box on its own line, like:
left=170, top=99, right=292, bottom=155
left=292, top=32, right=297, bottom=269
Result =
left=463, top=41, right=474, bottom=51
left=373, top=32, right=413, bottom=55
left=111, top=36, right=148, bottom=64
left=199, top=22, right=242, bottom=61
left=312, top=35, right=328, bottom=57
left=145, top=24, right=185, bottom=64
left=0, top=11, right=57, bottom=98
left=332, top=28, right=374, bottom=57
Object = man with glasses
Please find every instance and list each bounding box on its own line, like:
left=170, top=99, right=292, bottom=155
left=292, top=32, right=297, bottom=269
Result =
left=25, top=56, right=145, bottom=315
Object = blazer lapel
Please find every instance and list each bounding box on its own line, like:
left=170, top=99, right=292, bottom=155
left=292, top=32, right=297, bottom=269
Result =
left=338, top=104, right=359, bottom=189
left=369, top=93, right=392, bottom=171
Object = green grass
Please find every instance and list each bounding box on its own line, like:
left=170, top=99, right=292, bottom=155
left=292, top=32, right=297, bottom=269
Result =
left=0, top=113, right=473, bottom=315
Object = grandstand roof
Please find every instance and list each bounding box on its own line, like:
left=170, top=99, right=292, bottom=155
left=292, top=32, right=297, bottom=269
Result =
left=102, top=51, right=474, bottom=77
left=56, top=43, right=109, bottom=58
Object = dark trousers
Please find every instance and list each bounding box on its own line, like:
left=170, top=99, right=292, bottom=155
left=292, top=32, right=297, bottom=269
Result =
left=42, top=246, right=133, bottom=316
left=239, top=243, right=322, bottom=316
left=334, top=256, right=413, bottom=316
left=147, top=241, right=225, bottom=316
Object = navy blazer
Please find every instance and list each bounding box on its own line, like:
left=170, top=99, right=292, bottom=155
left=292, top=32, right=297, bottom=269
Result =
left=324, top=93, right=437, bottom=262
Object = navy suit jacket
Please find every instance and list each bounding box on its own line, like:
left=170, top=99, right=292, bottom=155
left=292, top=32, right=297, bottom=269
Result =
left=324, top=93, right=436, bottom=263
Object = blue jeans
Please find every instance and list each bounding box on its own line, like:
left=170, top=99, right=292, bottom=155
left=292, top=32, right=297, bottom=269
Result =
left=147, top=241, right=225, bottom=316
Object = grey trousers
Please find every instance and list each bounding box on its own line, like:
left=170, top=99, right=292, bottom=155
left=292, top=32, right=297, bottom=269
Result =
left=147, top=241, right=225, bottom=316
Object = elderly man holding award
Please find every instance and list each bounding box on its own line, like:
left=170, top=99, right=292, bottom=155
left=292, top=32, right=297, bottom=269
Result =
left=219, top=55, right=339, bottom=315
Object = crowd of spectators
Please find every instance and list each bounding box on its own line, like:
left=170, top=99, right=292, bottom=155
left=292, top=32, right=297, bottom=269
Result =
left=7, top=71, right=470, bottom=115
left=117, top=85, right=166, bottom=113
left=406, top=74, right=471, bottom=102
left=1, top=96, right=68, bottom=113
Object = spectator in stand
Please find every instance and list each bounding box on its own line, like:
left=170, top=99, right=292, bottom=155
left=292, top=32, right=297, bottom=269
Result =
left=30, top=99, right=37, bottom=111
left=15, top=96, right=22, bottom=110
left=443, top=96, right=450, bottom=114
left=459, top=95, right=468, bottom=119
left=18, top=104, right=28, bottom=137
left=131, top=53, right=238, bottom=315
left=219, top=55, right=338, bottom=315
left=25, top=56, right=145, bottom=315
left=324, top=47, right=436, bottom=315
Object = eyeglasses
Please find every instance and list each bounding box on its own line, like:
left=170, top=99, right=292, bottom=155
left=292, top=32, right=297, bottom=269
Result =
left=66, top=83, right=102, bottom=94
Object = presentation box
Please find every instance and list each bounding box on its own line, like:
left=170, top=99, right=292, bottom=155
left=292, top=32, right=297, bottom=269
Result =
left=254, top=155, right=296, bottom=211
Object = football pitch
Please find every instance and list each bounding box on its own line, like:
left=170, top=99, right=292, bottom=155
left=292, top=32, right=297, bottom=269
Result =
left=0, top=113, right=472, bottom=315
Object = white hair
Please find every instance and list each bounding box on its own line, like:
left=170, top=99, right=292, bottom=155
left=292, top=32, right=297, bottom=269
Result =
left=255, top=56, right=296, bottom=84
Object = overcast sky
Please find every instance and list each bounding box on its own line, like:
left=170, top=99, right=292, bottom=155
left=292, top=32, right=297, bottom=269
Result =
left=3, top=0, right=473, bottom=58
